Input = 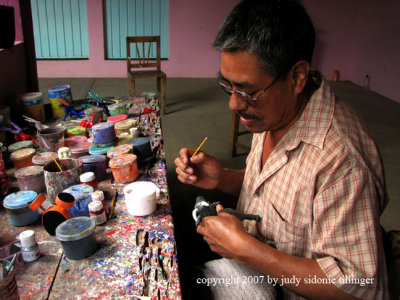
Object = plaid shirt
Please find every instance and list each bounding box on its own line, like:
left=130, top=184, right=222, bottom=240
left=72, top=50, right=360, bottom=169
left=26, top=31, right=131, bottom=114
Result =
left=237, top=73, right=389, bottom=299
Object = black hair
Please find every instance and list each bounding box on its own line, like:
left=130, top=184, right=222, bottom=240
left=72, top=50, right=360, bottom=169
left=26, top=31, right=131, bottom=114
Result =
left=214, top=0, right=315, bottom=78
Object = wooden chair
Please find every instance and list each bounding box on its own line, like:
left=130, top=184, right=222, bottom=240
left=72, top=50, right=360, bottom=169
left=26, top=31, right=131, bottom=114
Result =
left=126, top=36, right=167, bottom=115
left=230, top=112, right=251, bottom=157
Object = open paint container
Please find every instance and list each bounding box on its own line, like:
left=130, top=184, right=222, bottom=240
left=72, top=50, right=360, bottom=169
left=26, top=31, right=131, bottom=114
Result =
left=3, top=191, right=40, bottom=226
left=55, top=216, right=97, bottom=260
left=29, top=193, right=75, bottom=236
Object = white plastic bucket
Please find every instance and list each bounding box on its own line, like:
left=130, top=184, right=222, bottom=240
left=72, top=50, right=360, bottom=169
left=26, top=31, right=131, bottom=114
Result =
left=21, top=92, right=45, bottom=122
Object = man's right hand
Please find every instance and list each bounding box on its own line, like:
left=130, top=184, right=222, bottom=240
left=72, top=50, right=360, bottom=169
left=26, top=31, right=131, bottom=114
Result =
left=174, top=148, right=224, bottom=190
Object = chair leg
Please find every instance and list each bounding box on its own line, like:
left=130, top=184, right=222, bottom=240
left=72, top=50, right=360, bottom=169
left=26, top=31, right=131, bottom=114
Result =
left=161, top=77, right=166, bottom=115
left=128, top=76, right=136, bottom=95
left=230, top=112, right=240, bottom=157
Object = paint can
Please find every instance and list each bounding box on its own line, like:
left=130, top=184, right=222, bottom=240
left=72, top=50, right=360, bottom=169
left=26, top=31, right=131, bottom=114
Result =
left=64, top=136, right=87, bottom=147
left=20, top=92, right=45, bottom=123
left=92, top=122, right=117, bottom=147
left=3, top=191, right=40, bottom=226
left=114, top=119, right=137, bottom=135
left=84, top=106, right=103, bottom=124
left=107, top=114, right=128, bottom=127
left=43, top=158, right=83, bottom=203
left=0, top=260, right=19, bottom=300
left=29, top=193, right=75, bottom=236
left=7, top=140, right=34, bottom=153
left=69, top=142, right=91, bottom=159
left=14, top=165, right=45, bottom=193
left=48, top=85, right=72, bottom=118
left=106, top=144, right=133, bottom=159
left=32, top=151, right=57, bottom=166
left=123, top=181, right=158, bottom=216
left=128, top=137, right=153, bottom=162
left=55, top=216, right=97, bottom=260
left=62, top=184, right=94, bottom=217
left=89, top=144, right=114, bottom=156
left=38, top=126, right=66, bottom=152
left=19, top=230, right=40, bottom=262
left=80, top=155, right=107, bottom=181
left=10, top=148, right=35, bottom=170
left=108, top=103, right=127, bottom=116
left=109, top=154, right=138, bottom=183
left=66, top=126, right=86, bottom=137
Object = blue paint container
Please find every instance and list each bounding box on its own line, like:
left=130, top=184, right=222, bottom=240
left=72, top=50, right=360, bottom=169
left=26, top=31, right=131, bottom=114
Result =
left=48, top=85, right=72, bottom=118
left=55, top=216, right=97, bottom=260
left=3, top=191, right=40, bottom=226
left=62, top=184, right=94, bottom=217
left=91, top=122, right=116, bottom=147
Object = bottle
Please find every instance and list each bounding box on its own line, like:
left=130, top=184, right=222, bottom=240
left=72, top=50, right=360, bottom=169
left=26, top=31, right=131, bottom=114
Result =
left=91, top=190, right=108, bottom=215
left=80, top=172, right=98, bottom=190
left=88, top=200, right=107, bottom=225
left=19, top=230, right=40, bottom=262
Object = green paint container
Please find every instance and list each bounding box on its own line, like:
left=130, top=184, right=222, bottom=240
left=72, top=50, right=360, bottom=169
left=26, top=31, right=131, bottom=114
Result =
left=108, top=103, right=127, bottom=116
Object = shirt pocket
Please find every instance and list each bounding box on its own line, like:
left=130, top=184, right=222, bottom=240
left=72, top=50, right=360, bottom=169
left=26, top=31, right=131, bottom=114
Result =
left=263, top=201, right=309, bottom=257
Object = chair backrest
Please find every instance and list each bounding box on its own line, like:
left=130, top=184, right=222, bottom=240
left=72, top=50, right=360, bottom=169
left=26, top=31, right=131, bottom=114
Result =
left=126, top=36, right=161, bottom=72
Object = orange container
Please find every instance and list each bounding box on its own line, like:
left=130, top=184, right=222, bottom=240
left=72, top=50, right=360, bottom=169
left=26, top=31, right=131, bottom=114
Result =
left=10, top=148, right=35, bottom=170
left=109, top=154, right=138, bottom=183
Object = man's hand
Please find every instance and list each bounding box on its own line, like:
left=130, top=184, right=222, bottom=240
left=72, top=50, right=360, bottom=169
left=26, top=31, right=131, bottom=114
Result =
left=196, top=204, right=248, bottom=259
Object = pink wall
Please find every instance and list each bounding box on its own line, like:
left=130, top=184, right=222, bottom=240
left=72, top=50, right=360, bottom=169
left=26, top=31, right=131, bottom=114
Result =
left=33, top=0, right=400, bottom=102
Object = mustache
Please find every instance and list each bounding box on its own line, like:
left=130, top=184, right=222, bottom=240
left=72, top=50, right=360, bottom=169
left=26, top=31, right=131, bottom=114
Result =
left=237, top=111, right=262, bottom=121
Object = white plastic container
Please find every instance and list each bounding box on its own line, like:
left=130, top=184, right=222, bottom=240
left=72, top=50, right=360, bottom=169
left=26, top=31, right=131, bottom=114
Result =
left=21, top=92, right=45, bottom=122
left=123, top=181, right=159, bottom=216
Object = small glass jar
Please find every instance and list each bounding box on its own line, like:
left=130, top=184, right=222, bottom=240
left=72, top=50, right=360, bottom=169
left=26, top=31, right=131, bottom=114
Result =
left=80, top=172, right=98, bottom=190
left=88, top=200, right=107, bottom=225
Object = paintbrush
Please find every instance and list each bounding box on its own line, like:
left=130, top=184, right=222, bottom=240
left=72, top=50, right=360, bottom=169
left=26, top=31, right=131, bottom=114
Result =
left=184, top=137, right=208, bottom=170
left=108, top=191, right=118, bottom=219
left=53, top=158, right=63, bottom=172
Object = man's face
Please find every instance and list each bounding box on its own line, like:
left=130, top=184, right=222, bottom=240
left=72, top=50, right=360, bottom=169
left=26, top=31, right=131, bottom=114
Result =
left=220, top=51, right=299, bottom=134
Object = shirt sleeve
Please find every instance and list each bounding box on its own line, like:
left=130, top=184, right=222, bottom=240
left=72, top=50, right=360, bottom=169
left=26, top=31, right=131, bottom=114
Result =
left=312, top=158, right=388, bottom=299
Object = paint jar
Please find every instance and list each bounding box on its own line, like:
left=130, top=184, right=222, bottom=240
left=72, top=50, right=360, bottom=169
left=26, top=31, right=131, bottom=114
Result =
left=92, top=122, right=117, bottom=147
left=108, top=103, right=127, bottom=116
left=123, top=181, right=158, bottom=216
left=107, top=114, right=128, bottom=128
left=38, top=126, right=66, bottom=152
left=8, top=140, right=34, bottom=153
left=106, top=144, right=133, bottom=159
left=89, top=144, right=114, bottom=157
left=3, top=191, right=40, bottom=226
left=29, top=193, right=75, bottom=236
left=21, top=92, right=45, bottom=123
left=117, top=132, right=133, bottom=145
left=109, top=154, right=138, bottom=183
left=84, top=106, right=103, bottom=124
left=80, top=172, right=98, bottom=190
left=114, top=119, right=137, bottom=135
left=58, top=147, right=72, bottom=160
left=80, top=155, right=107, bottom=182
left=32, top=151, right=57, bottom=166
left=0, top=259, right=19, bottom=300
left=56, top=216, right=97, bottom=260
left=62, top=184, right=94, bottom=217
left=129, top=127, right=139, bottom=139
left=89, top=201, right=107, bottom=225
left=91, top=190, right=108, bottom=215
left=14, top=165, right=45, bottom=193
left=19, top=230, right=40, bottom=262
left=129, top=137, right=153, bottom=162
left=43, top=158, right=83, bottom=203
left=10, top=148, right=35, bottom=170
left=69, top=142, right=91, bottom=159
left=66, top=126, right=86, bottom=137
left=48, top=85, right=72, bottom=118
left=64, top=136, right=88, bottom=147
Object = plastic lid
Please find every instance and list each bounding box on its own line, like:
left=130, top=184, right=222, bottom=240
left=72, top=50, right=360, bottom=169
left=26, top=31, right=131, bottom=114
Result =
left=21, top=92, right=42, bottom=101
left=80, top=172, right=96, bottom=182
left=88, top=200, right=103, bottom=212
left=92, top=122, right=114, bottom=131
left=107, top=114, right=128, bottom=124
left=109, top=103, right=126, bottom=110
left=14, top=165, right=43, bottom=178
left=48, top=85, right=70, bottom=93
left=10, top=148, right=36, bottom=160
left=63, top=184, right=94, bottom=203
left=67, top=126, right=86, bottom=136
left=80, top=154, right=106, bottom=164
left=114, top=119, right=136, bottom=130
left=64, top=136, right=88, bottom=147
left=89, top=145, right=114, bottom=155
left=109, top=154, right=137, bottom=168
left=32, top=152, right=57, bottom=165
left=106, top=144, right=133, bottom=159
left=8, top=140, right=34, bottom=153
left=91, top=190, right=104, bottom=202
left=3, top=191, right=38, bottom=209
left=55, top=216, right=96, bottom=242
left=70, top=142, right=92, bottom=154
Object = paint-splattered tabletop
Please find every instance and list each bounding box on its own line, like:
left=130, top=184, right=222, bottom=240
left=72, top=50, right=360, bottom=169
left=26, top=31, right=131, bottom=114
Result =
left=0, top=94, right=181, bottom=299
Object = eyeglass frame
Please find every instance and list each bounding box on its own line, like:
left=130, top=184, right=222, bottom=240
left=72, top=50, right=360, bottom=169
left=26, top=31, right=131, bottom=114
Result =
left=217, top=75, right=280, bottom=106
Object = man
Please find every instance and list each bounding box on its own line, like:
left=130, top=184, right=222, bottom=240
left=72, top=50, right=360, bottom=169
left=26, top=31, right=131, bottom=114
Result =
left=175, top=0, right=388, bottom=299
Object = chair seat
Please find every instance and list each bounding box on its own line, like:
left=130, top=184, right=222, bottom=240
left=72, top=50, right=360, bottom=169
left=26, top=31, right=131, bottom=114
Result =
left=128, top=70, right=166, bottom=79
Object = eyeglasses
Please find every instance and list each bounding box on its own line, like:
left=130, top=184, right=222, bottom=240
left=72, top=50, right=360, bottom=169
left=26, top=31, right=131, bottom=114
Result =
left=218, top=77, right=279, bottom=105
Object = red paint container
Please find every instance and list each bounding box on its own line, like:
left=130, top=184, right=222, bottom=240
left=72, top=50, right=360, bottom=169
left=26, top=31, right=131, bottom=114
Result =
left=109, top=154, right=138, bottom=183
